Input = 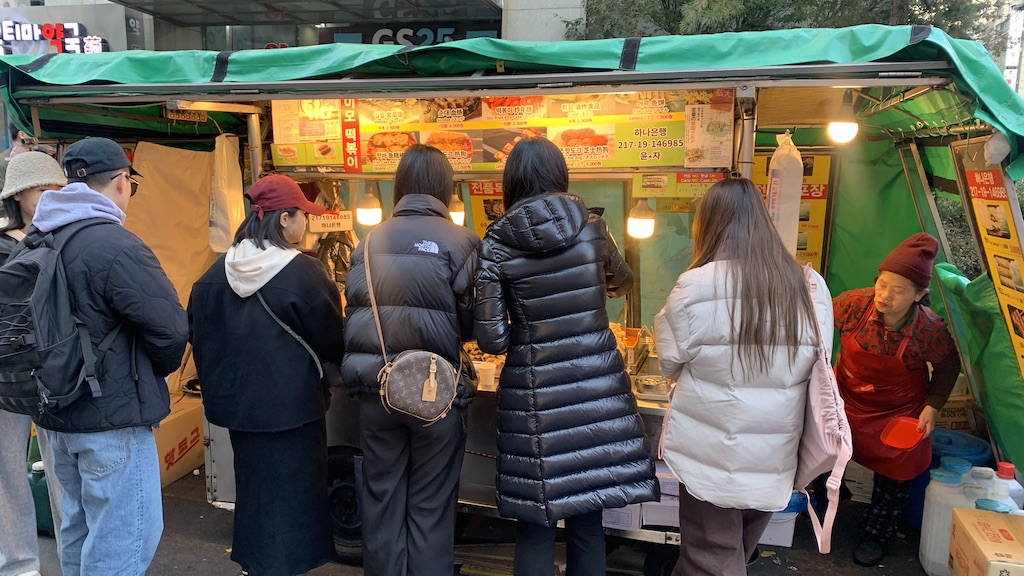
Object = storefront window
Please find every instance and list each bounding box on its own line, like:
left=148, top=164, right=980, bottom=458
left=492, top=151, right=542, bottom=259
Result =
left=204, top=25, right=298, bottom=51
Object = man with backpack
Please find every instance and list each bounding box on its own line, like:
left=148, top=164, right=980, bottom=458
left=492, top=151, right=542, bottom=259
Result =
left=15, top=137, right=188, bottom=576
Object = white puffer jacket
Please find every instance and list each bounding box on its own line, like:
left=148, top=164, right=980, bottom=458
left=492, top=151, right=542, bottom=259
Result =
left=655, top=261, right=833, bottom=511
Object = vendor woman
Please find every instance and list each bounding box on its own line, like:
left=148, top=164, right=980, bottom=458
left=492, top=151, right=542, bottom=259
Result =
left=831, top=232, right=961, bottom=567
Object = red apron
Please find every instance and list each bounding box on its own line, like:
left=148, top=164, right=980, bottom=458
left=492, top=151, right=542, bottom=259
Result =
left=835, top=304, right=931, bottom=481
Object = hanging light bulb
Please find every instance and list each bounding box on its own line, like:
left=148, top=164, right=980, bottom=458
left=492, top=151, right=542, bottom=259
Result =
left=827, top=90, right=859, bottom=144
left=450, top=190, right=466, bottom=226
left=355, top=181, right=382, bottom=226
left=627, top=199, right=656, bottom=239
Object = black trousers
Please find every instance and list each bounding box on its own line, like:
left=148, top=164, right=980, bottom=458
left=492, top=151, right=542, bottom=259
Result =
left=513, top=510, right=606, bottom=576
left=358, top=396, right=466, bottom=576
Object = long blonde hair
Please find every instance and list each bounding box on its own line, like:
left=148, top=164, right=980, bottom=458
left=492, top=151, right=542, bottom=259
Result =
left=690, top=177, right=816, bottom=373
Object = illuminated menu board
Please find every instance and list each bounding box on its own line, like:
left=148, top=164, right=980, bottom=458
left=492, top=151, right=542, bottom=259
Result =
left=270, top=90, right=735, bottom=172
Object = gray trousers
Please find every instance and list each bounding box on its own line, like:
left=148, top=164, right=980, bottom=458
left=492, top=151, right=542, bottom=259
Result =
left=0, top=412, right=62, bottom=576
left=673, top=485, right=772, bottom=576
left=358, top=397, right=466, bottom=576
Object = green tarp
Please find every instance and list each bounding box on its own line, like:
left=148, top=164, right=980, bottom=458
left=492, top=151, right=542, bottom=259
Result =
left=1, top=25, right=1024, bottom=172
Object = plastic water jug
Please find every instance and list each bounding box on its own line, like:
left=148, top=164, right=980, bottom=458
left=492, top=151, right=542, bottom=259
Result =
left=996, top=462, right=1024, bottom=509
left=920, top=468, right=973, bottom=576
left=27, top=461, right=54, bottom=536
left=989, top=467, right=1022, bottom=513
left=905, top=428, right=992, bottom=529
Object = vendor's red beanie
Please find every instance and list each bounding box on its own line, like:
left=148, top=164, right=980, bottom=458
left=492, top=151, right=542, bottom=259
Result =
left=878, top=232, right=938, bottom=287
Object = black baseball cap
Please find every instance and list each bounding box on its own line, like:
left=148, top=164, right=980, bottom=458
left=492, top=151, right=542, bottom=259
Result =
left=62, top=137, right=140, bottom=179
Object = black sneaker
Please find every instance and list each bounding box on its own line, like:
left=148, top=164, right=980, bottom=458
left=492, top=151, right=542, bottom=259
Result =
left=853, top=539, right=885, bottom=567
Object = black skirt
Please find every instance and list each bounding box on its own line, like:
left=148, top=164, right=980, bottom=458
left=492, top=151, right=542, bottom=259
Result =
left=229, top=419, right=333, bottom=576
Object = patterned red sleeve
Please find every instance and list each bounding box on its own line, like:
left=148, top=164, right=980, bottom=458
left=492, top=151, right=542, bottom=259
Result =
left=833, top=288, right=871, bottom=335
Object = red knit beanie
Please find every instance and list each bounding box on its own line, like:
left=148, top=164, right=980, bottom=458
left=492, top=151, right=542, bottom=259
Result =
left=878, top=232, right=938, bottom=287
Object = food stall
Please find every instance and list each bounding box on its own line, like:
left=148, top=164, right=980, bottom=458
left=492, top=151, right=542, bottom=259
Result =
left=3, top=24, right=1024, bottom=571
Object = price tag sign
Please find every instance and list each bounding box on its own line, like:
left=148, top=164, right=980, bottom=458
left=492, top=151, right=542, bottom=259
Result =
left=307, top=211, right=353, bottom=233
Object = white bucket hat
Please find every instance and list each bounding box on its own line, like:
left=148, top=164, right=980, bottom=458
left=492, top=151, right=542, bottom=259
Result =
left=1, top=150, right=67, bottom=200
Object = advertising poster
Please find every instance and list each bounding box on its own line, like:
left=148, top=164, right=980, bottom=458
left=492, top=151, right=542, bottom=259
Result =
left=683, top=89, right=735, bottom=168
left=632, top=171, right=724, bottom=213
left=751, top=154, right=831, bottom=271
left=468, top=181, right=503, bottom=237
left=962, top=162, right=1024, bottom=377
left=269, top=90, right=731, bottom=172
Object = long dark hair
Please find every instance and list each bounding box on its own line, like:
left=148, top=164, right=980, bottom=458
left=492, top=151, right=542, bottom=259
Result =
left=393, top=144, right=453, bottom=207
left=502, top=136, right=569, bottom=209
left=0, top=197, right=26, bottom=234
left=690, top=177, right=817, bottom=373
left=231, top=207, right=298, bottom=249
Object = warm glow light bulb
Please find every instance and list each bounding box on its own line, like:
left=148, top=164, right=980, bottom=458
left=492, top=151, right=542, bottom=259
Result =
left=356, top=193, right=382, bottom=226
left=627, top=199, right=656, bottom=239
left=450, top=194, right=466, bottom=226
left=827, top=121, right=859, bottom=144
left=827, top=90, right=860, bottom=144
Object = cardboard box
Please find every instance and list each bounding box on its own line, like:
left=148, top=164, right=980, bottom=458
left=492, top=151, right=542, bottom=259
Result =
left=154, top=396, right=205, bottom=488
left=602, top=503, right=642, bottom=532
left=949, top=508, right=1024, bottom=576
left=655, top=460, right=680, bottom=497
left=936, top=394, right=974, bottom=433
left=642, top=495, right=680, bottom=527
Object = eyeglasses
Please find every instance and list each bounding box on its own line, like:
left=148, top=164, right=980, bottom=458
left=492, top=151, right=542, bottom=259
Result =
left=110, top=171, right=140, bottom=196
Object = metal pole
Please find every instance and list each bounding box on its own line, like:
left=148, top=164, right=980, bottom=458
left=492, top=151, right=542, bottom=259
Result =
left=246, top=113, right=262, bottom=182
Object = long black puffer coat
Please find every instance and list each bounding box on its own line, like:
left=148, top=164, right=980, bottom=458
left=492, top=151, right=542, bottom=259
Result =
left=473, top=192, right=658, bottom=527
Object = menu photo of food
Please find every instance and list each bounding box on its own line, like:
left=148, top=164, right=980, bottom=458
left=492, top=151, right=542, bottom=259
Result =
left=362, top=131, right=417, bottom=169
left=549, top=125, right=615, bottom=160
left=358, top=98, right=423, bottom=126
left=311, top=142, right=342, bottom=164
left=421, top=97, right=482, bottom=123
left=994, top=254, right=1024, bottom=293
left=984, top=203, right=1012, bottom=239
left=272, top=143, right=305, bottom=166
left=613, top=90, right=685, bottom=115
left=545, top=93, right=611, bottom=118
left=481, top=95, right=546, bottom=119
left=422, top=130, right=480, bottom=165
left=482, top=128, right=544, bottom=163
left=1008, top=303, right=1024, bottom=338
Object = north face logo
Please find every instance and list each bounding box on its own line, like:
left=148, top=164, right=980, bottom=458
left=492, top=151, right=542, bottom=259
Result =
left=414, top=240, right=439, bottom=254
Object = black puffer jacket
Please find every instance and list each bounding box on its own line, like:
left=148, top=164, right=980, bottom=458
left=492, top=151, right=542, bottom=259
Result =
left=474, top=192, right=658, bottom=526
left=27, top=221, right=188, bottom=432
left=342, top=194, right=480, bottom=404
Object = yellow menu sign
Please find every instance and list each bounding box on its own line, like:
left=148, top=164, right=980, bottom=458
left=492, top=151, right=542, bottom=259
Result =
left=270, top=92, right=735, bottom=173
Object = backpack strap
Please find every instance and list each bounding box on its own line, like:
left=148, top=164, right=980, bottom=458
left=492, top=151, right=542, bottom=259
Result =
left=75, top=320, right=123, bottom=398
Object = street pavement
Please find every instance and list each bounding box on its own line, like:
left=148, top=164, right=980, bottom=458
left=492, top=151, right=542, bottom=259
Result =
left=37, top=468, right=928, bottom=575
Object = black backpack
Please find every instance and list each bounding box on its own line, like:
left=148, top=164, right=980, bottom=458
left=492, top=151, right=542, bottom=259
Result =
left=0, top=218, right=122, bottom=415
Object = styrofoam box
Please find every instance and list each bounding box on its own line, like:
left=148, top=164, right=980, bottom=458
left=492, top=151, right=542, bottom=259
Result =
left=655, top=460, right=680, bottom=497
left=642, top=495, right=680, bottom=527
left=758, top=512, right=798, bottom=547
left=602, top=503, right=642, bottom=532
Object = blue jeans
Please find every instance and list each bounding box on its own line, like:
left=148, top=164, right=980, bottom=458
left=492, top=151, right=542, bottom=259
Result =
left=43, top=426, right=163, bottom=576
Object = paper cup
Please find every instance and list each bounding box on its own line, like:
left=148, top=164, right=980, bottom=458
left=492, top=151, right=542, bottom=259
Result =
left=473, top=361, right=497, bottom=392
